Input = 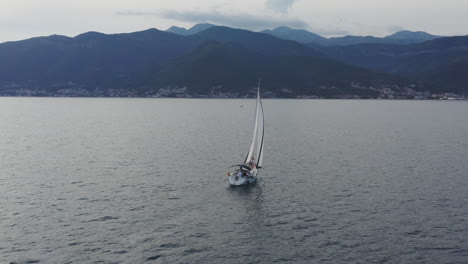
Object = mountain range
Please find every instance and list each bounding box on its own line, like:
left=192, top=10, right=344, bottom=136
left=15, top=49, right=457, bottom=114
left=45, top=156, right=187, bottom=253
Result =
left=318, top=36, right=468, bottom=94
left=0, top=24, right=466, bottom=98
left=165, top=24, right=442, bottom=46
left=261, top=27, right=442, bottom=46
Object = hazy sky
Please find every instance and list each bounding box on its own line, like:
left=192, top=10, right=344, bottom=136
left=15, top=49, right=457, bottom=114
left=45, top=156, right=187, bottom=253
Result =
left=2, top=0, right=468, bottom=42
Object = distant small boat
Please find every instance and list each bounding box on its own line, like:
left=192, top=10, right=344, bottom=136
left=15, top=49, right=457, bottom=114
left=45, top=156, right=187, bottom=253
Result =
left=227, top=81, right=264, bottom=186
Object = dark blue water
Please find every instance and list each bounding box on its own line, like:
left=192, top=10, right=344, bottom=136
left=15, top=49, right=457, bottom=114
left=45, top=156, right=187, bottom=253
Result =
left=1, top=98, right=467, bottom=263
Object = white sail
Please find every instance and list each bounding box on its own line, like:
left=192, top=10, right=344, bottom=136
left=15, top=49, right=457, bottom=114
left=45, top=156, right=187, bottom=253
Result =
left=245, top=86, right=260, bottom=164
left=245, top=82, right=264, bottom=169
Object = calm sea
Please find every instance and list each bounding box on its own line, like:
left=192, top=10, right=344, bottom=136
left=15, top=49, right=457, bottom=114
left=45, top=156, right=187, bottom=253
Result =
left=1, top=98, right=467, bottom=264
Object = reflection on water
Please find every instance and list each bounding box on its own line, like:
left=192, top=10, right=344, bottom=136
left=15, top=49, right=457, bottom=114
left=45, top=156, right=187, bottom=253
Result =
left=227, top=181, right=265, bottom=216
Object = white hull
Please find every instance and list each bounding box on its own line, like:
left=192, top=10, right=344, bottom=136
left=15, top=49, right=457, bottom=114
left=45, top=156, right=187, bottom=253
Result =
left=228, top=174, right=257, bottom=186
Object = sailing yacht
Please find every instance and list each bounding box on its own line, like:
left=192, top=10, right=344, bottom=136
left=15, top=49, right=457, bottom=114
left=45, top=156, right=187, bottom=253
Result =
left=227, top=82, right=264, bottom=186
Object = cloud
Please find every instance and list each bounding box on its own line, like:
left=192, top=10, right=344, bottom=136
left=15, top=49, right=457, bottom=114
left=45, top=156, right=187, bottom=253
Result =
left=117, top=10, right=308, bottom=31
left=265, top=0, right=297, bottom=14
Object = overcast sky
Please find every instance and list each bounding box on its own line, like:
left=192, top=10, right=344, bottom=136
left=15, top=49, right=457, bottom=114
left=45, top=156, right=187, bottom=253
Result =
left=2, top=0, right=468, bottom=43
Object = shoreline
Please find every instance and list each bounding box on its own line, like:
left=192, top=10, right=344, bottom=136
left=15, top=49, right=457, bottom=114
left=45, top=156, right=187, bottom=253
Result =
left=0, top=95, right=466, bottom=101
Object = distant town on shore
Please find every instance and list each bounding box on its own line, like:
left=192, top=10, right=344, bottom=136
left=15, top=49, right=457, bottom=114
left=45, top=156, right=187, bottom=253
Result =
left=2, top=83, right=466, bottom=100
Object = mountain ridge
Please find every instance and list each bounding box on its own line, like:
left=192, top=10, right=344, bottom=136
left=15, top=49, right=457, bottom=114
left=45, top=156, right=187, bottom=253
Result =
left=166, top=23, right=216, bottom=36
left=317, top=35, right=468, bottom=94
left=261, top=26, right=443, bottom=46
left=385, top=30, right=441, bottom=40
left=153, top=40, right=415, bottom=98
left=260, top=26, right=326, bottom=44
left=0, top=25, right=463, bottom=98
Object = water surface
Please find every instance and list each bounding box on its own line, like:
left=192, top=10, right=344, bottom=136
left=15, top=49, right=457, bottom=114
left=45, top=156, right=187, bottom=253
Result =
left=1, top=98, right=467, bottom=263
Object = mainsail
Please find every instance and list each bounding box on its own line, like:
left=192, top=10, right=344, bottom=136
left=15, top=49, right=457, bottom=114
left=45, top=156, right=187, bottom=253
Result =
left=244, top=82, right=264, bottom=168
